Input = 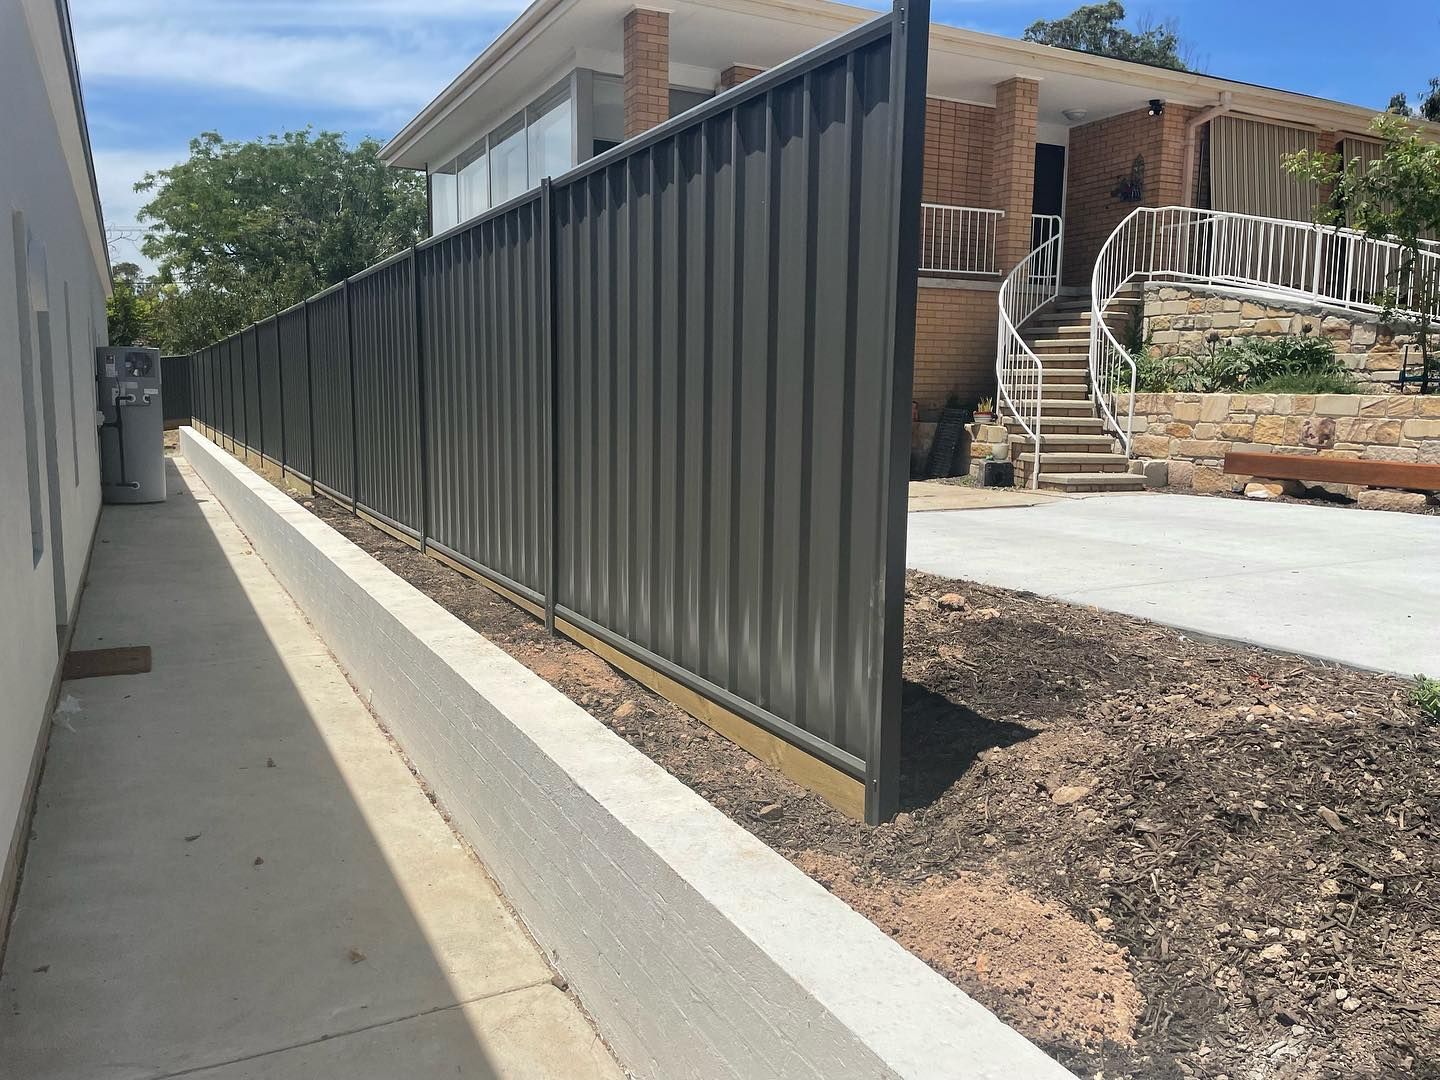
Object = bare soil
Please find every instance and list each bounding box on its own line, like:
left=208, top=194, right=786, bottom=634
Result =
left=297, top=490, right=1438, bottom=1079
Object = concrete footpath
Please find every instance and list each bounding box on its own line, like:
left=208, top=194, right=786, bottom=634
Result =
left=908, top=492, right=1440, bottom=676
left=0, top=457, right=624, bottom=1080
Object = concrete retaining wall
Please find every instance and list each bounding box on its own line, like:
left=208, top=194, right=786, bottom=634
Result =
left=180, top=428, right=1070, bottom=1080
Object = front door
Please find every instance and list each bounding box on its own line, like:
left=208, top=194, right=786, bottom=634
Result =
left=1031, top=143, right=1066, bottom=250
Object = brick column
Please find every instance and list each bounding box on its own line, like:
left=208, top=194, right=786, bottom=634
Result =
left=720, top=64, right=763, bottom=90
left=990, top=77, right=1040, bottom=274
left=623, top=8, right=669, bottom=138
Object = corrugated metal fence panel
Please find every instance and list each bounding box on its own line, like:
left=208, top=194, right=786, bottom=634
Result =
left=277, top=305, right=313, bottom=479
left=1211, top=115, right=1319, bottom=222
left=418, top=194, right=549, bottom=599
left=350, top=254, right=423, bottom=535
left=240, top=325, right=261, bottom=450
left=257, top=316, right=284, bottom=460
left=550, top=20, right=909, bottom=786
left=226, top=335, right=242, bottom=443
left=307, top=285, right=355, bottom=500
left=161, top=354, right=192, bottom=423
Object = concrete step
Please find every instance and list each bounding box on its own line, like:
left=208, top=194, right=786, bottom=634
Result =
left=1035, top=398, right=1097, bottom=416
left=1040, top=383, right=1091, bottom=400
left=1008, top=433, right=1116, bottom=451
left=1016, top=452, right=1132, bottom=471
left=1034, top=471, right=1147, bottom=493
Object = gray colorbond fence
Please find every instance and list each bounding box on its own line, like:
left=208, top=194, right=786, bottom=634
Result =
left=161, top=355, right=191, bottom=425
left=188, top=0, right=928, bottom=822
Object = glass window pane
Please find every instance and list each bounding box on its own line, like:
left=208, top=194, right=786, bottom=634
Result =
left=527, top=91, right=572, bottom=183
left=592, top=75, right=623, bottom=156
left=430, top=161, right=457, bottom=235
left=489, top=116, right=527, bottom=205
left=669, top=87, right=711, bottom=118
left=458, top=143, right=488, bottom=222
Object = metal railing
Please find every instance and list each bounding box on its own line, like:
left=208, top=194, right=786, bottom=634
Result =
left=919, top=203, right=1004, bottom=274
left=995, top=218, right=1065, bottom=488
left=1089, top=205, right=1440, bottom=454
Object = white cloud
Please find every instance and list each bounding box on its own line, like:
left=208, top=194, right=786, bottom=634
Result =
left=72, top=0, right=526, bottom=117
left=92, top=147, right=188, bottom=273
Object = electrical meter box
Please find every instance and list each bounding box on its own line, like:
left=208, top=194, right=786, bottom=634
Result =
left=96, top=345, right=166, bottom=504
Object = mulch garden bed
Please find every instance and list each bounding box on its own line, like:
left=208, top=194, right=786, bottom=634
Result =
left=296, top=489, right=1438, bottom=1079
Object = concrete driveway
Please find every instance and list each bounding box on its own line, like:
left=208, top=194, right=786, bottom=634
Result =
left=907, top=493, right=1440, bottom=676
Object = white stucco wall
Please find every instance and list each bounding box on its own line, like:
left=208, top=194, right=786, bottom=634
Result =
left=1, top=0, right=109, bottom=893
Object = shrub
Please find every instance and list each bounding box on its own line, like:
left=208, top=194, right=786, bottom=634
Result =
left=1412, top=674, right=1440, bottom=720
left=1247, top=370, right=1360, bottom=394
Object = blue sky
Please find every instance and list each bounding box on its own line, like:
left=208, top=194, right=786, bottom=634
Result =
left=73, top=0, right=1437, bottom=270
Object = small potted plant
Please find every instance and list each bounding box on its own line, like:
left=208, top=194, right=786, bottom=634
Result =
left=974, top=396, right=995, bottom=423
left=979, top=443, right=1013, bottom=488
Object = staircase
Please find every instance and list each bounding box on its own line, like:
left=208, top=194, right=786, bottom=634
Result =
left=1004, top=296, right=1144, bottom=493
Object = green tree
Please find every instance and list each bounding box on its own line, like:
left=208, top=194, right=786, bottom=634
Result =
left=135, top=129, right=426, bottom=352
left=106, top=261, right=157, bottom=345
left=1388, top=77, right=1440, bottom=123
left=1023, top=1, right=1191, bottom=71
left=1285, top=114, right=1440, bottom=388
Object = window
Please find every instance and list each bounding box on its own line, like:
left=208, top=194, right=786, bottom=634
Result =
left=430, top=161, right=458, bottom=235
left=488, top=115, right=528, bottom=206
left=527, top=89, right=573, bottom=183
left=591, top=75, right=624, bottom=158
left=669, top=86, right=712, bottom=118
left=458, top=142, right=489, bottom=220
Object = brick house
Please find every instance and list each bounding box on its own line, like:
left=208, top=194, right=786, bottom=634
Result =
left=381, top=0, right=1432, bottom=491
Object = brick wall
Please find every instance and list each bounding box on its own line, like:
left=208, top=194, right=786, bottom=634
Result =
left=623, top=8, right=669, bottom=138
left=990, top=78, right=1039, bottom=273
left=719, top=64, right=762, bottom=89
left=914, top=285, right=999, bottom=409
left=1062, top=105, right=1197, bottom=285
left=922, top=99, right=995, bottom=207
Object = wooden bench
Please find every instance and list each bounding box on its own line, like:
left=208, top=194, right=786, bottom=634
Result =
left=1223, top=451, right=1440, bottom=492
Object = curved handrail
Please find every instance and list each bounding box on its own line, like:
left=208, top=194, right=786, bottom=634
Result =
left=996, top=225, right=1064, bottom=489
left=1090, top=205, right=1440, bottom=455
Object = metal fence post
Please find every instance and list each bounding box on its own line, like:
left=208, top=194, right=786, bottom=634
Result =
left=868, top=0, right=929, bottom=825
left=541, top=177, right=558, bottom=636
left=305, top=300, right=316, bottom=484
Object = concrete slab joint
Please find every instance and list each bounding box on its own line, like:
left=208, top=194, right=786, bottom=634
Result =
left=178, top=428, right=1071, bottom=1080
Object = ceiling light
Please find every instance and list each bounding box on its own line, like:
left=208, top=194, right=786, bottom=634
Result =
left=1062, top=108, right=1088, bottom=123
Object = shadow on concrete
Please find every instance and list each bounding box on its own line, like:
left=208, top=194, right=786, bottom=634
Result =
left=898, top=681, right=1037, bottom=811
left=0, top=458, right=560, bottom=1079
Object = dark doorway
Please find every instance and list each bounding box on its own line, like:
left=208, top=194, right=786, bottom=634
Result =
left=1032, top=143, right=1066, bottom=217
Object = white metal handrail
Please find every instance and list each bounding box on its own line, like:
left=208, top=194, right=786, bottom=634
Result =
left=920, top=204, right=1004, bottom=275
left=1090, top=205, right=1440, bottom=454
left=996, top=222, right=1065, bottom=488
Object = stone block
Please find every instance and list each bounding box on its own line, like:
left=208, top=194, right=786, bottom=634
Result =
left=1173, top=402, right=1201, bottom=422
left=1131, top=434, right=1172, bottom=458
left=1351, top=323, right=1378, bottom=346
left=1220, top=421, right=1255, bottom=439
left=1402, top=418, right=1440, bottom=439
left=1210, top=313, right=1242, bottom=329
left=1292, top=395, right=1317, bottom=414
left=1165, top=421, right=1194, bottom=438
left=1191, top=466, right=1232, bottom=493
left=1247, top=394, right=1276, bottom=414
left=1199, top=395, right=1231, bottom=422
left=1339, top=418, right=1402, bottom=445
left=1176, top=439, right=1228, bottom=459
left=1245, top=481, right=1283, bottom=499
left=1252, top=415, right=1289, bottom=444
left=1298, top=416, right=1337, bottom=449
left=1361, top=445, right=1420, bottom=463
left=1193, top=422, right=1218, bottom=439
left=1271, top=395, right=1294, bottom=415
left=1315, top=395, right=1359, bottom=416
left=1419, top=442, right=1440, bottom=464
left=1357, top=488, right=1428, bottom=512
left=1167, top=460, right=1195, bottom=488
left=1420, top=398, right=1440, bottom=417
left=1139, top=459, right=1169, bottom=488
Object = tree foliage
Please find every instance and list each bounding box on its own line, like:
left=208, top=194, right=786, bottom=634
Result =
left=1285, top=114, right=1440, bottom=385
left=106, top=261, right=158, bottom=346
left=135, top=129, right=426, bottom=352
left=1388, top=77, right=1440, bottom=123
left=1023, top=1, right=1190, bottom=71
